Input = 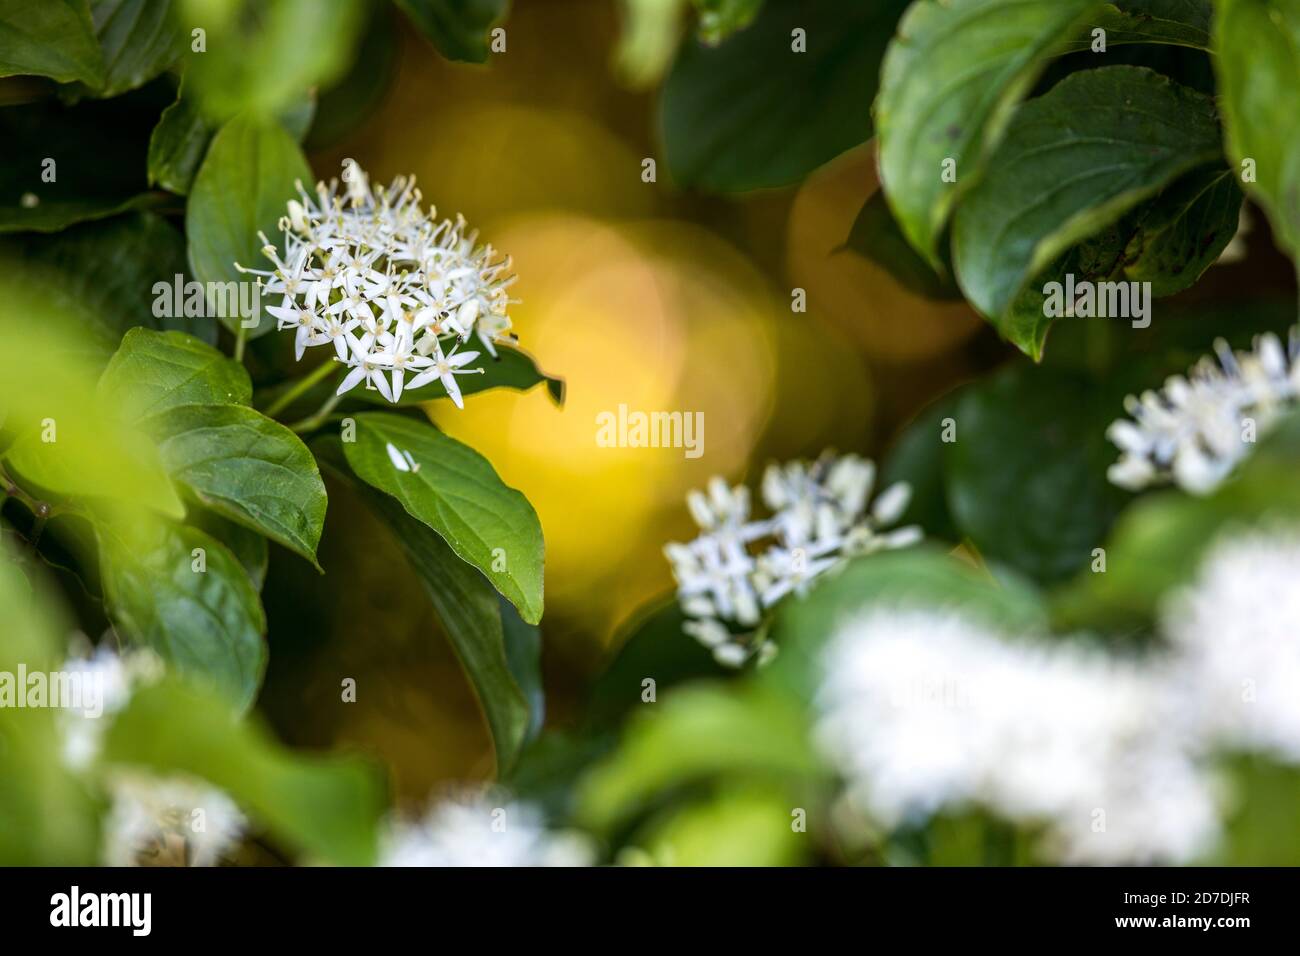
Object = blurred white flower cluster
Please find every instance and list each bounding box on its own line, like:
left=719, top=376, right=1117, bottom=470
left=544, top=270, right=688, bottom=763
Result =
left=815, top=526, right=1300, bottom=864
left=1107, top=329, right=1300, bottom=494
left=380, top=792, right=592, bottom=867
left=58, top=645, right=245, bottom=867
left=664, top=454, right=921, bottom=668
left=102, top=772, right=246, bottom=868
left=241, top=162, right=517, bottom=407
left=1165, top=529, right=1300, bottom=762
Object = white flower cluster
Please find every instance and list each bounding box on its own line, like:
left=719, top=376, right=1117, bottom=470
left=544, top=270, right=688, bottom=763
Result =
left=380, top=792, right=592, bottom=867
left=58, top=645, right=245, bottom=867
left=1164, top=528, right=1300, bottom=763
left=102, top=772, right=246, bottom=868
left=664, top=454, right=921, bottom=668
left=815, top=526, right=1300, bottom=864
left=1107, top=328, right=1300, bottom=494
left=240, top=163, right=518, bottom=407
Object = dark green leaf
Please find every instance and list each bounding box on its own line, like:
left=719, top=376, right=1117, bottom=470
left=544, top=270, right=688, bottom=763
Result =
left=0, top=0, right=104, bottom=86
left=394, top=0, right=507, bottom=63
left=317, top=435, right=540, bottom=772
left=1215, top=0, right=1300, bottom=258
left=104, top=678, right=384, bottom=865
left=86, top=0, right=182, bottom=97
left=946, top=362, right=1130, bottom=584
left=0, top=85, right=165, bottom=233
left=1120, top=165, right=1243, bottom=297
left=144, top=404, right=327, bottom=567
left=98, top=327, right=251, bottom=420
left=662, top=0, right=908, bottom=192
left=1062, top=1, right=1213, bottom=50
left=185, top=115, right=311, bottom=337
left=341, top=412, right=545, bottom=624
left=842, top=191, right=961, bottom=300
left=875, top=0, right=1100, bottom=265
left=879, top=388, right=966, bottom=541
left=146, top=84, right=211, bottom=194
left=951, top=66, right=1223, bottom=355
left=586, top=599, right=725, bottom=725
left=98, top=519, right=267, bottom=709
left=188, top=506, right=269, bottom=590
left=6, top=212, right=217, bottom=345
left=149, top=83, right=317, bottom=195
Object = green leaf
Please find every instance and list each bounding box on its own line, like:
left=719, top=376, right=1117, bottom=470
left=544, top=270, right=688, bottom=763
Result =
left=5, top=212, right=218, bottom=346
left=577, top=683, right=820, bottom=833
left=946, top=362, right=1130, bottom=584
left=144, top=404, right=327, bottom=567
left=694, top=0, right=763, bottom=44
left=0, top=547, right=100, bottom=864
left=0, top=0, right=104, bottom=86
left=149, top=82, right=317, bottom=195
left=876, top=0, right=1102, bottom=266
left=147, top=84, right=212, bottom=195
left=2, top=413, right=184, bottom=521
left=177, top=0, right=367, bottom=122
left=189, top=506, right=269, bottom=590
left=98, top=327, right=251, bottom=420
left=1061, top=1, right=1213, bottom=50
left=662, top=0, right=908, bottom=192
left=342, top=412, right=545, bottom=624
left=104, top=678, right=384, bottom=866
left=86, top=0, right=182, bottom=97
left=950, top=66, right=1223, bottom=354
left=500, top=595, right=544, bottom=744
left=1119, top=165, right=1243, bottom=297
left=1215, top=0, right=1300, bottom=258
left=842, top=191, right=961, bottom=300
left=0, top=270, right=185, bottom=520
left=317, top=437, right=538, bottom=772
left=98, top=518, right=267, bottom=709
left=586, top=599, right=725, bottom=725
left=765, top=547, right=1049, bottom=701
left=638, top=785, right=807, bottom=867
left=394, top=0, right=507, bottom=63
left=185, top=115, right=311, bottom=337
left=1217, top=757, right=1300, bottom=865
left=879, top=388, right=965, bottom=542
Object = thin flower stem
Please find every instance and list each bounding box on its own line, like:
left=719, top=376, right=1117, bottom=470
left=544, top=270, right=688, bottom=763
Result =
left=288, top=392, right=345, bottom=435
left=234, top=324, right=248, bottom=363
left=263, top=360, right=340, bottom=419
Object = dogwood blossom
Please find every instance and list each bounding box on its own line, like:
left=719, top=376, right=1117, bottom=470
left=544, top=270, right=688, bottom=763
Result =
left=1107, top=329, right=1300, bottom=494
left=379, top=792, right=592, bottom=867
left=814, top=608, right=1220, bottom=864
left=239, top=163, right=517, bottom=406
left=1163, top=528, right=1300, bottom=762
left=102, top=772, right=246, bottom=867
left=664, top=454, right=921, bottom=667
